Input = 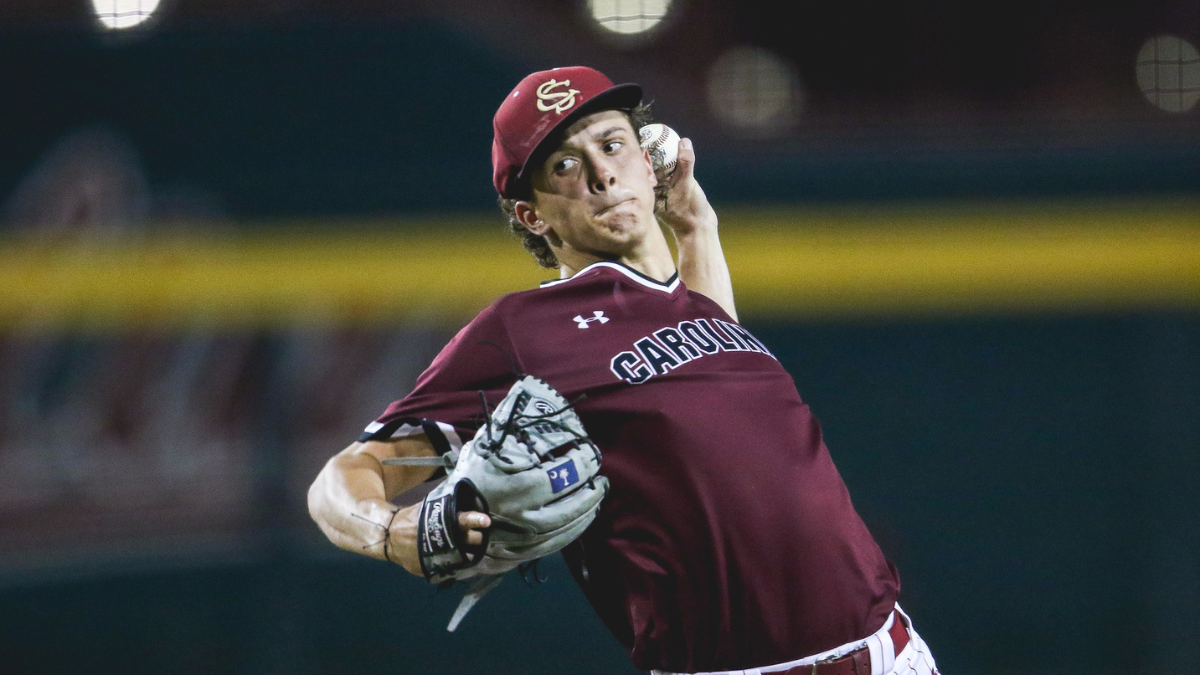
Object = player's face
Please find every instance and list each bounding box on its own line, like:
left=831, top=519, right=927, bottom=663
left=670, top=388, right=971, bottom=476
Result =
left=525, top=110, right=658, bottom=261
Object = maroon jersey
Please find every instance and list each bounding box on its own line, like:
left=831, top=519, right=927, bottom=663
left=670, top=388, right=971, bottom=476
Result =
left=361, top=262, right=899, bottom=673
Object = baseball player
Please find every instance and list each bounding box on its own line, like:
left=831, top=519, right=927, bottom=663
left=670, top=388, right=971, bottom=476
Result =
left=308, top=66, right=939, bottom=675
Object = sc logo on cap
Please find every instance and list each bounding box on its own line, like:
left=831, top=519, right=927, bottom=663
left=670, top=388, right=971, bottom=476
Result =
left=536, top=79, right=581, bottom=114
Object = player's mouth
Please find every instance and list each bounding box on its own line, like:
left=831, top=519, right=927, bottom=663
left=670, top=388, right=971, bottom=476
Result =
left=594, top=197, right=636, bottom=217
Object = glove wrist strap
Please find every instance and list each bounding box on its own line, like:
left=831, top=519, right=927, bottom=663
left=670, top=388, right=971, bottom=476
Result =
left=417, top=488, right=459, bottom=582
left=417, top=479, right=489, bottom=583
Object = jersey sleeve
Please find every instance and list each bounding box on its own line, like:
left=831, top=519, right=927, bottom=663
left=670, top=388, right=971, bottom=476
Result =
left=357, top=301, right=520, bottom=458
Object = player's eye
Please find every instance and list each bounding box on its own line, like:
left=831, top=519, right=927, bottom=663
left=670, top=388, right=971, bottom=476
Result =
left=603, top=140, right=623, bottom=153
left=553, top=157, right=578, bottom=174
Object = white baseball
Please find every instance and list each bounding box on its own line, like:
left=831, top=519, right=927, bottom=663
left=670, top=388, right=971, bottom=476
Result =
left=638, top=123, right=680, bottom=177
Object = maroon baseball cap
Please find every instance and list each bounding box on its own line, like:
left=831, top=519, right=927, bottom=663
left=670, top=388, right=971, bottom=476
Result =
left=492, top=66, right=643, bottom=199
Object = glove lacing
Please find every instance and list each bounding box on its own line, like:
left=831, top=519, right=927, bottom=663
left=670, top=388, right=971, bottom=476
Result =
left=474, top=387, right=597, bottom=468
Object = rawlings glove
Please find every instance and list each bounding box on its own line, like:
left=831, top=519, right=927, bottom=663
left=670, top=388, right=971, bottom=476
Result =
left=383, top=375, right=608, bottom=630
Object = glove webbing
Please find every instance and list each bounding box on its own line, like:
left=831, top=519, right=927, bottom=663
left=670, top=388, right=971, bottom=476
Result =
left=479, top=389, right=594, bottom=464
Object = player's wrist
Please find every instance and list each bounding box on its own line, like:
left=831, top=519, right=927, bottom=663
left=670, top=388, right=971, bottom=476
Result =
left=666, top=208, right=719, bottom=241
left=384, top=503, right=424, bottom=575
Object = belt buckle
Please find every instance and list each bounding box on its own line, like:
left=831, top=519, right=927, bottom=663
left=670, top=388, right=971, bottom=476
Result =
left=808, top=652, right=841, bottom=675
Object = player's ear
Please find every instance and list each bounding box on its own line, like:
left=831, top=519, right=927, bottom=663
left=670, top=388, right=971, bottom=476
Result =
left=514, top=200, right=550, bottom=236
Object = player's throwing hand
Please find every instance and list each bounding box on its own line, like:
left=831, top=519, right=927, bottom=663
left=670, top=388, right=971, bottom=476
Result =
left=655, top=137, right=718, bottom=239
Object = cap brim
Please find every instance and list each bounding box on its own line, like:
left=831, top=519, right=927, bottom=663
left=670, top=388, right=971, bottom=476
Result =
left=513, top=83, right=643, bottom=197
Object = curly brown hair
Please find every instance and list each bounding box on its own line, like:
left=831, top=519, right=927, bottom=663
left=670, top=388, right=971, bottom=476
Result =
left=499, top=103, right=657, bottom=269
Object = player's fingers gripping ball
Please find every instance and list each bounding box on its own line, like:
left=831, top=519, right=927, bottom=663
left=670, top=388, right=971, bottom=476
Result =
left=415, top=376, right=608, bottom=584
left=639, top=123, right=681, bottom=180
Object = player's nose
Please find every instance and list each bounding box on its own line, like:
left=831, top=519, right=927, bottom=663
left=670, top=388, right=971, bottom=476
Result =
left=585, top=155, right=618, bottom=194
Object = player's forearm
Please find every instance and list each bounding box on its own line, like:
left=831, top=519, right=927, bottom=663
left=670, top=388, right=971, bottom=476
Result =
left=675, top=224, right=738, bottom=321
left=307, top=452, right=393, bottom=554
left=656, top=137, right=738, bottom=320
left=307, top=448, right=425, bottom=575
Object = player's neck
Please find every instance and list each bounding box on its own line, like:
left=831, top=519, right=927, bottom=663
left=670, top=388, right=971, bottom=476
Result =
left=557, top=237, right=676, bottom=283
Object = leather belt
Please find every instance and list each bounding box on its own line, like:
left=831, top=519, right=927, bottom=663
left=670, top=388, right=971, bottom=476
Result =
left=779, top=615, right=909, bottom=675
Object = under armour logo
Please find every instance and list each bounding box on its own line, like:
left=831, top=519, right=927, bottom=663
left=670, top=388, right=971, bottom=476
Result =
left=536, top=79, right=581, bottom=114
left=574, top=311, right=609, bottom=329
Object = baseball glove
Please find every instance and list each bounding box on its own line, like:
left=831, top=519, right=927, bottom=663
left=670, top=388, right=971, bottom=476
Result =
left=384, top=375, right=608, bottom=630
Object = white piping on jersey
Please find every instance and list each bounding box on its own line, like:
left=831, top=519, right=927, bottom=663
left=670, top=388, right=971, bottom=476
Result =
left=361, top=420, right=464, bottom=452
left=540, top=261, right=680, bottom=294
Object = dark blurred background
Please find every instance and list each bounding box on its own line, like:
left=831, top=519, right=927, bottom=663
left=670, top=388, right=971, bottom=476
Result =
left=1, top=1, right=1198, bottom=674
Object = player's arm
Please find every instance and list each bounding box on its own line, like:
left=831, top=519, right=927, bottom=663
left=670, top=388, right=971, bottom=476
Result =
left=306, top=436, right=491, bottom=577
left=655, top=138, right=738, bottom=321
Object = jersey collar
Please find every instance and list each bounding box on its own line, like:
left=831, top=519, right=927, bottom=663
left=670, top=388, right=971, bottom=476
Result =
left=540, top=261, right=680, bottom=293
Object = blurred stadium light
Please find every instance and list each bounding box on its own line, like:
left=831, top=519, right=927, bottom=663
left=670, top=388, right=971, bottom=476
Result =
left=707, top=46, right=802, bottom=135
left=588, top=0, right=672, bottom=36
left=91, top=0, right=162, bottom=30
left=1136, top=36, right=1200, bottom=113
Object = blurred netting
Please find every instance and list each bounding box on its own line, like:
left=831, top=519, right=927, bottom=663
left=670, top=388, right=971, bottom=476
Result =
left=1136, top=35, right=1200, bottom=113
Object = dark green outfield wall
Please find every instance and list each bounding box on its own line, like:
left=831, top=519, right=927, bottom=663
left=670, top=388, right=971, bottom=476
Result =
left=2, top=312, right=1196, bottom=675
